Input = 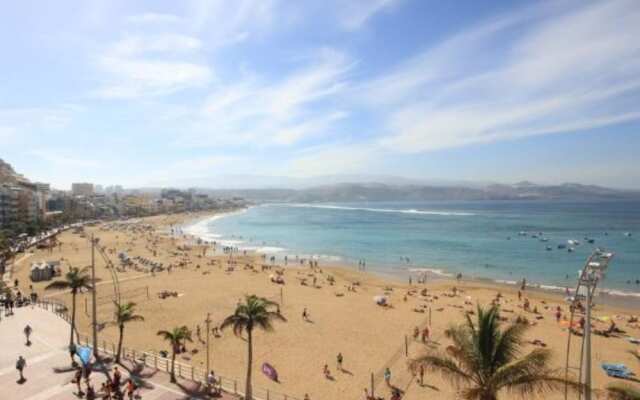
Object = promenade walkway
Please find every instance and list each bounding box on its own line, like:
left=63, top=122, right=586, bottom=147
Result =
left=1, top=306, right=237, bottom=399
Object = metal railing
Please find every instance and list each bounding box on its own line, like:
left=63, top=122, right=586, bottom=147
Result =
left=32, top=299, right=301, bottom=400
left=75, top=335, right=302, bottom=400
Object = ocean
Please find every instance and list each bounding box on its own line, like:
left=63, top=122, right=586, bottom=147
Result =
left=185, top=200, right=640, bottom=296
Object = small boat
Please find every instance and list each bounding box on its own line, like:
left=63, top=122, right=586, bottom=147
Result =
left=557, top=244, right=567, bottom=249
left=586, top=238, right=595, bottom=244
left=568, top=239, right=580, bottom=246
left=518, top=231, right=527, bottom=236
left=531, top=234, right=538, bottom=239
left=540, top=238, right=549, bottom=242
left=546, top=246, right=552, bottom=251
left=624, top=232, right=633, bottom=237
left=568, top=247, right=575, bottom=252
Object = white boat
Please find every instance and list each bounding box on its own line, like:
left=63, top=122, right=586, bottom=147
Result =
left=624, top=232, right=633, bottom=237
left=568, top=239, right=580, bottom=246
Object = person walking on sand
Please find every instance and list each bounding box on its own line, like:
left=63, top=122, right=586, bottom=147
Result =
left=126, top=379, right=136, bottom=400
left=24, top=324, right=33, bottom=346
left=302, top=308, right=309, bottom=321
left=337, top=352, right=343, bottom=371
left=419, top=364, right=425, bottom=386
left=384, top=367, right=391, bottom=385
left=16, top=355, right=26, bottom=383
left=74, top=368, right=84, bottom=397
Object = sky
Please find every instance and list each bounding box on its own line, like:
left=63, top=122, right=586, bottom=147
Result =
left=1, top=0, right=640, bottom=190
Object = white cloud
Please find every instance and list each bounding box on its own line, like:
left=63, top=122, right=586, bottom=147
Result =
left=110, top=34, right=202, bottom=55
left=284, top=143, right=378, bottom=176
left=187, top=0, right=277, bottom=46
left=27, top=149, right=99, bottom=168
left=339, top=0, right=398, bottom=30
left=176, top=49, right=353, bottom=146
left=0, top=107, right=75, bottom=142
left=363, top=0, right=640, bottom=152
left=126, top=13, right=183, bottom=24
left=94, top=34, right=212, bottom=99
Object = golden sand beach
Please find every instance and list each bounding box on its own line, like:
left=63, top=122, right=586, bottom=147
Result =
left=11, top=211, right=640, bottom=400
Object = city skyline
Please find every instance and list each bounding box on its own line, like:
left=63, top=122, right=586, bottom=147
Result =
left=2, top=0, right=640, bottom=189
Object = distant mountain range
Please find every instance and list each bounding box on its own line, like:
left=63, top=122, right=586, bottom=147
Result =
left=198, top=182, right=640, bottom=202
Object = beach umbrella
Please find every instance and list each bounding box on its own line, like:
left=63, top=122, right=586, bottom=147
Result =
left=373, top=295, right=387, bottom=305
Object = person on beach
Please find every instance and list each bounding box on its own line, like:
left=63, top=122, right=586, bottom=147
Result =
left=384, top=367, right=391, bottom=385
left=100, top=382, right=112, bottom=399
left=86, top=382, right=96, bottom=400
left=302, top=308, right=309, bottom=321
left=126, top=379, right=136, bottom=400
left=74, top=367, right=84, bottom=396
left=413, top=326, right=419, bottom=340
left=323, top=364, right=331, bottom=379
left=419, top=364, right=425, bottom=386
left=304, top=394, right=310, bottom=400
left=16, top=355, right=26, bottom=383
left=337, top=352, right=343, bottom=371
left=421, top=327, right=430, bottom=343
left=24, top=324, right=32, bottom=346
left=112, top=367, right=122, bottom=395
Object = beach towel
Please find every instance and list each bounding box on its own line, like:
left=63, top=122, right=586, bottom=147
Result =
left=262, top=363, right=278, bottom=382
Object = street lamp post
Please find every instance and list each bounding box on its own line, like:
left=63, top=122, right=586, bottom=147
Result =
left=91, top=234, right=99, bottom=359
left=205, top=313, right=212, bottom=374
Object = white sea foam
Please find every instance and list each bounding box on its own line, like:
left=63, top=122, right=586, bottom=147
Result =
left=408, top=268, right=454, bottom=277
left=599, top=289, right=640, bottom=298
left=184, top=210, right=247, bottom=240
left=495, top=279, right=518, bottom=285
left=242, top=246, right=286, bottom=254
left=277, top=203, right=475, bottom=216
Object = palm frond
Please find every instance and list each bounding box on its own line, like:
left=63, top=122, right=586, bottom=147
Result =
left=410, top=353, right=474, bottom=387
left=606, top=383, right=640, bottom=400
left=45, top=280, right=70, bottom=290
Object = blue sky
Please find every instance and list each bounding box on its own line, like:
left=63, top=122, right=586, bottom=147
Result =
left=1, top=0, right=639, bottom=189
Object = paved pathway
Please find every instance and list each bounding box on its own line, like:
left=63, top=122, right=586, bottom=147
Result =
left=1, top=306, right=237, bottom=399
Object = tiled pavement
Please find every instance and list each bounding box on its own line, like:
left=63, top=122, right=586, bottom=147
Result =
left=1, top=305, right=237, bottom=399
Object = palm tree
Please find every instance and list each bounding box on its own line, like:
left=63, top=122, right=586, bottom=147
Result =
left=606, top=383, right=640, bottom=400
left=45, top=266, right=92, bottom=363
left=409, top=305, right=581, bottom=400
left=157, top=326, right=192, bottom=383
left=110, top=301, right=144, bottom=364
left=221, top=295, right=286, bottom=400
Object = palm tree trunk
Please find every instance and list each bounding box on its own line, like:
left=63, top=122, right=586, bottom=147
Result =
left=245, top=329, right=253, bottom=400
left=116, top=324, right=124, bottom=363
left=70, top=291, right=77, bottom=347
left=170, top=347, right=177, bottom=383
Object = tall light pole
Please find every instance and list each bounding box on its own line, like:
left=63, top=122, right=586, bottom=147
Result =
left=205, top=313, right=212, bottom=374
left=91, top=234, right=99, bottom=359
left=582, top=281, right=592, bottom=400
left=574, top=250, right=612, bottom=400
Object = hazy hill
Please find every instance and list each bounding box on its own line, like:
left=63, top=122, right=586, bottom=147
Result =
left=198, top=182, right=640, bottom=202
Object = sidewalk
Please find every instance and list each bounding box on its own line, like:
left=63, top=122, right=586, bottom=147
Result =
left=0, top=306, right=238, bottom=399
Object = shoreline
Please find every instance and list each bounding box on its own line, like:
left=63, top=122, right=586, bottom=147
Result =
left=11, top=210, right=640, bottom=400
left=182, top=210, right=640, bottom=308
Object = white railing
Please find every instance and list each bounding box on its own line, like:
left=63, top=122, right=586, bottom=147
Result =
left=34, top=298, right=301, bottom=400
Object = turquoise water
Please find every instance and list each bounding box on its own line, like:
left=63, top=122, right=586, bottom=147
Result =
left=187, top=201, right=640, bottom=294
